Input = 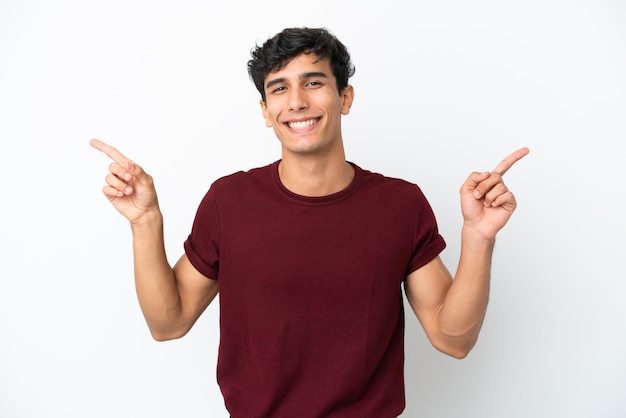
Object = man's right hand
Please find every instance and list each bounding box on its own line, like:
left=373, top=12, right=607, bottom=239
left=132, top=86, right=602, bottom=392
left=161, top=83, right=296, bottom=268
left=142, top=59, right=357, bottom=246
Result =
left=90, top=138, right=160, bottom=224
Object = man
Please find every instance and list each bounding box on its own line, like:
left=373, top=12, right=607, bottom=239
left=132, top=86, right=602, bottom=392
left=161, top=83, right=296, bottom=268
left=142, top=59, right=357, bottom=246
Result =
left=91, top=27, right=528, bottom=417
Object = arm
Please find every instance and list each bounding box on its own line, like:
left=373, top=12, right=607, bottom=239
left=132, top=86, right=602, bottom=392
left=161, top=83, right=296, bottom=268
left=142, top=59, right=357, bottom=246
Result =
left=405, top=148, right=529, bottom=359
left=90, top=139, right=218, bottom=341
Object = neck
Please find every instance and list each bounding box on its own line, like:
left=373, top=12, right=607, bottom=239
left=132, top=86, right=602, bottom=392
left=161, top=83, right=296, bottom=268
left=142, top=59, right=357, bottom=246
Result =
left=278, top=153, right=354, bottom=197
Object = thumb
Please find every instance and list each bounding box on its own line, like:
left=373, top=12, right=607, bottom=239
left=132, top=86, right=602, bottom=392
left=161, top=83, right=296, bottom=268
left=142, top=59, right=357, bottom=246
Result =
left=463, top=171, right=489, bottom=194
left=125, top=161, right=152, bottom=186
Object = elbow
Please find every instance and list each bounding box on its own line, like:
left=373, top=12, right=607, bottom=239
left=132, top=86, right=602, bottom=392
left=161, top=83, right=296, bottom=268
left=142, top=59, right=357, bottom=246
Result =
left=434, top=320, right=483, bottom=359
left=433, top=342, right=473, bottom=359
left=150, top=332, right=176, bottom=342
left=431, top=334, right=477, bottom=359
left=148, top=325, right=190, bottom=342
left=446, top=346, right=472, bottom=360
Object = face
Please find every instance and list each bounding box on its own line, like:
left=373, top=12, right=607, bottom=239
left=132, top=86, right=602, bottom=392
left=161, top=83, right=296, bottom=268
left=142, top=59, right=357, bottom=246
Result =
left=260, top=53, right=354, bottom=158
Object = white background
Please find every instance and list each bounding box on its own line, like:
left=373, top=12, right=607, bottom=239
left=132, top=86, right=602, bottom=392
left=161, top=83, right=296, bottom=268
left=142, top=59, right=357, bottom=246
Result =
left=1, top=0, right=625, bottom=417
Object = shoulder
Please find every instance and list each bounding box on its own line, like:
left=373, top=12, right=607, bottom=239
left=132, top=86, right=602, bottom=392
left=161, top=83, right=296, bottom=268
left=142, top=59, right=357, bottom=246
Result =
left=355, top=164, right=428, bottom=203
left=353, top=164, right=439, bottom=220
left=208, top=161, right=278, bottom=197
left=212, top=161, right=277, bottom=188
left=198, top=161, right=280, bottom=211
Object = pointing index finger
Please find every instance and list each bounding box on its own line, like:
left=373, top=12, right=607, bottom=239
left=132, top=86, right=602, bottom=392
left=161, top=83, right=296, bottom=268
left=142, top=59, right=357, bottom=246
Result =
left=492, top=147, right=530, bottom=175
left=89, top=138, right=132, bottom=168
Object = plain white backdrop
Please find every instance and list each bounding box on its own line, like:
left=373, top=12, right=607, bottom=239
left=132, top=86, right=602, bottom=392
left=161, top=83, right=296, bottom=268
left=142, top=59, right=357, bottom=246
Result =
left=1, top=0, right=625, bottom=417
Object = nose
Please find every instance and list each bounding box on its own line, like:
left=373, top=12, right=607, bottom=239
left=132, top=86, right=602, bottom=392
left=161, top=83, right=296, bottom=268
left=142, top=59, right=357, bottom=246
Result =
left=288, top=88, right=307, bottom=111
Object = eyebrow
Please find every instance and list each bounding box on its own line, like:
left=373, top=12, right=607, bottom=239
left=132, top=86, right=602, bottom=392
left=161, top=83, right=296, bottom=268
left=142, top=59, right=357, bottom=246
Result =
left=265, top=71, right=329, bottom=90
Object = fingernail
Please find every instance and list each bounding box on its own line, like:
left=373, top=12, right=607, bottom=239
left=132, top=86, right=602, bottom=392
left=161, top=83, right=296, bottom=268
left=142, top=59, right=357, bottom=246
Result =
left=124, top=186, right=132, bottom=194
left=473, top=190, right=481, bottom=198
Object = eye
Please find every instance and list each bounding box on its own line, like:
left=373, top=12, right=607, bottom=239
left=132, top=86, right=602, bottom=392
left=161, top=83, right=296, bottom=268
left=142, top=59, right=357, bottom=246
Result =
left=307, top=81, right=323, bottom=88
left=271, top=86, right=287, bottom=94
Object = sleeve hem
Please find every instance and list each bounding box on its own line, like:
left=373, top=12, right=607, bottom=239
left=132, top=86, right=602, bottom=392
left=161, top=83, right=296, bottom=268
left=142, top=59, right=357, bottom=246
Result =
left=184, top=238, right=219, bottom=280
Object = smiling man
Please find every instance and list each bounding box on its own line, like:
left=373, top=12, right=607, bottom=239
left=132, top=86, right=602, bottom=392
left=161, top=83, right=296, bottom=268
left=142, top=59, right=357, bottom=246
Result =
left=91, top=27, right=528, bottom=417
left=258, top=45, right=355, bottom=197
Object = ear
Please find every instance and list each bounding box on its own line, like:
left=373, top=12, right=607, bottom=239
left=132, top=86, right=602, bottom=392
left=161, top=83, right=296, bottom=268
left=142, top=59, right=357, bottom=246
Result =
left=340, top=85, right=354, bottom=116
left=260, top=99, right=273, bottom=127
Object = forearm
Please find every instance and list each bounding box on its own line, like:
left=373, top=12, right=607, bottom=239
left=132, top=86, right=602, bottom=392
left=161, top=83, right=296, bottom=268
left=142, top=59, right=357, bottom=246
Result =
left=438, top=226, right=494, bottom=343
left=130, top=210, right=183, bottom=338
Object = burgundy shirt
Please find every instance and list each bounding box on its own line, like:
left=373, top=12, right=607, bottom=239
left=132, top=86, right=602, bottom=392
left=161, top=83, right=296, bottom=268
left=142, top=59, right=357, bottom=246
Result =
left=184, top=161, right=446, bottom=417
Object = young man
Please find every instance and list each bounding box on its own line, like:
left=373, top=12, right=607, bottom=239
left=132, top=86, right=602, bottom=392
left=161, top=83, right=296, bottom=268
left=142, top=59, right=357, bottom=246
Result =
left=91, top=27, right=528, bottom=417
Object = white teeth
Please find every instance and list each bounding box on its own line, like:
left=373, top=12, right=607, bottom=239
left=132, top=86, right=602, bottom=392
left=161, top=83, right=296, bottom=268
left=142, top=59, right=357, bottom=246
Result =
left=287, top=119, right=316, bottom=129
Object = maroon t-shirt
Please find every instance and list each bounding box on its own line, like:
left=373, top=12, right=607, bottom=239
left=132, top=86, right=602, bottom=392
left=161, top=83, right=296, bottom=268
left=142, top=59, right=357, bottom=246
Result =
left=184, top=161, right=446, bottom=417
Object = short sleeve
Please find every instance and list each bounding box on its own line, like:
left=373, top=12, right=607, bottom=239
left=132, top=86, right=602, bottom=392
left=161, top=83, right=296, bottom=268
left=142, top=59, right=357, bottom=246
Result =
left=184, top=185, right=220, bottom=280
left=406, top=186, right=446, bottom=275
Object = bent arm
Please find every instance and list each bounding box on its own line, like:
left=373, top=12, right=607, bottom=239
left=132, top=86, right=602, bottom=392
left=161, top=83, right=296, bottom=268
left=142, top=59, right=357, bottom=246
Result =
left=405, top=228, right=493, bottom=359
left=90, top=139, right=218, bottom=341
left=406, top=148, right=528, bottom=358
left=132, top=211, right=218, bottom=341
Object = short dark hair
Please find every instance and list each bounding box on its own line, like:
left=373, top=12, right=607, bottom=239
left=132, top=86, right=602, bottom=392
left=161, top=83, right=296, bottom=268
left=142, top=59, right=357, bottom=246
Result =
left=247, top=27, right=356, bottom=102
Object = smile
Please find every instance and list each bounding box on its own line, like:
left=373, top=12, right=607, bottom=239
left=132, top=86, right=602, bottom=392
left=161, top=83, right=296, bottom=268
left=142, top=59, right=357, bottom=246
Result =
left=286, top=118, right=318, bottom=130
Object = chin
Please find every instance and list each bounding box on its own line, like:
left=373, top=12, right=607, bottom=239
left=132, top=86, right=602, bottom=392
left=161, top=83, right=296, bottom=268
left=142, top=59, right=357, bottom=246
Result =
left=282, top=141, right=322, bottom=155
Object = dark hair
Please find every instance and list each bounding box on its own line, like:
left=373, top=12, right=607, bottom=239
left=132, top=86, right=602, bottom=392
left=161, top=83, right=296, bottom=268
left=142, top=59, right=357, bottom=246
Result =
left=247, top=27, right=356, bottom=102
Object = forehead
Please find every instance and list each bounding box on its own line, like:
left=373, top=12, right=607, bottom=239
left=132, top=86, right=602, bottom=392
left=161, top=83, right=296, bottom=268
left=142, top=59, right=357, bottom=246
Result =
left=264, top=53, right=334, bottom=84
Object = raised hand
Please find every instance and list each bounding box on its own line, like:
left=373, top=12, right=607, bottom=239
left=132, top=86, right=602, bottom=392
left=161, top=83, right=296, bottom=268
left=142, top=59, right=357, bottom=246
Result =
left=460, top=147, right=529, bottom=240
left=90, top=139, right=160, bottom=224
